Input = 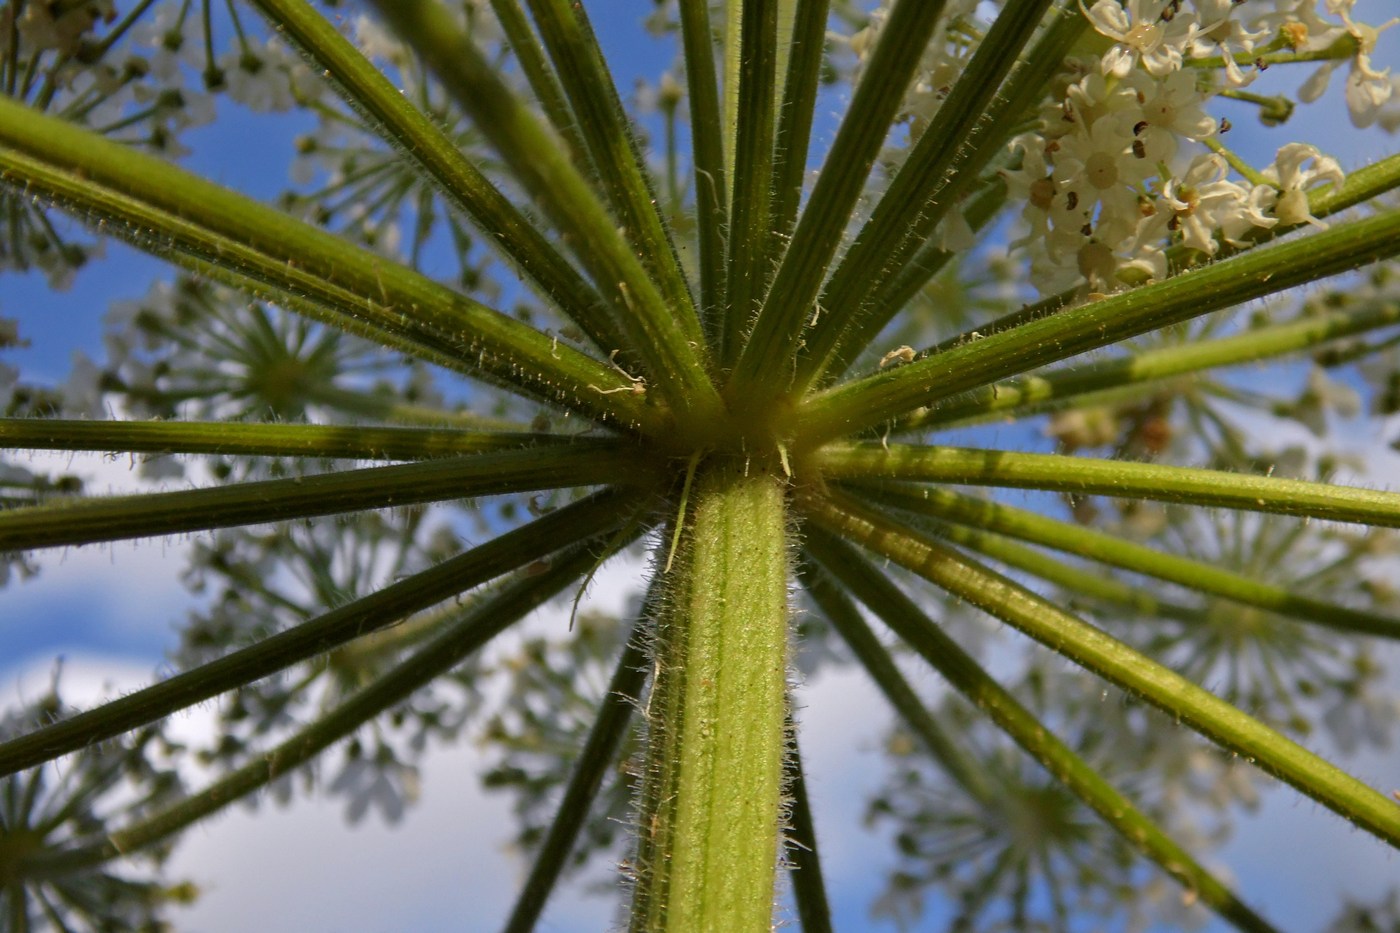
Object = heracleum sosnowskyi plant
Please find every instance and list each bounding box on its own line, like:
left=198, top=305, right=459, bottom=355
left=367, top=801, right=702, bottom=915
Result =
left=2, top=0, right=1400, bottom=928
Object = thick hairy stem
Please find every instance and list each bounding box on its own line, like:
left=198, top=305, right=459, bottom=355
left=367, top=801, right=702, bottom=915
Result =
left=630, top=461, right=790, bottom=932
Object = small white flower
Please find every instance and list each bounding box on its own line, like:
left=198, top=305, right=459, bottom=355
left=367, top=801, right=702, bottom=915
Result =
left=1249, top=0, right=1347, bottom=54
left=1051, top=113, right=1152, bottom=235
left=933, top=210, right=975, bottom=253
left=1145, top=153, right=1259, bottom=255
left=1262, top=143, right=1345, bottom=228
left=1064, top=71, right=1141, bottom=131
left=1081, top=0, right=1193, bottom=77
left=61, top=351, right=107, bottom=419
left=132, top=3, right=206, bottom=84
left=15, top=0, right=114, bottom=55
left=1216, top=182, right=1278, bottom=246
left=1123, top=69, right=1217, bottom=163
left=1188, top=0, right=1271, bottom=87
left=219, top=38, right=302, bottom=112
left=1342, top=38, right=1395, bottom=129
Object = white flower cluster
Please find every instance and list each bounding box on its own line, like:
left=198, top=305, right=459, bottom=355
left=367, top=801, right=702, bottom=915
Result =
left=129, top=2, right=324, bottom=137
left=2, top=0, right=115, bottom=56
left=1000, top=0, right=1384, bottom=296
left=841, top=0, right=1392, bottom=298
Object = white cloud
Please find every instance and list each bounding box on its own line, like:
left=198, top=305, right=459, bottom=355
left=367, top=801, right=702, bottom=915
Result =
left=165, top=739, right=612, bottom=932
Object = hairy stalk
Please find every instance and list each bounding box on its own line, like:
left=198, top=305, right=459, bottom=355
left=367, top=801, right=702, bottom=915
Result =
left=784, top=735, right=833, bottom=933
left=677, top=0, right=728, bottom=337
left=795, top=0, right=1064, bottom=390
left=0, top=490, right=646, bottom=778
left=367, top=0, right=723, bottom=421
left=918, top=151, right=1400, bottom=363
left=0, top=98, right=655, bottom=429
left=631, top=461, right=789, bottom=932
left=0, top=443, right=653, bottom=551
left=728, top=0, right=948, bottom=398
left=899, top=299, right=1400, bottom=431
left=523, top=0, right=699, bottom=326
left=816, top=443, right=1400, bottom=527
left=720, top=0, right=778, bottom=367
left=0, top=418, right=573, bottom=462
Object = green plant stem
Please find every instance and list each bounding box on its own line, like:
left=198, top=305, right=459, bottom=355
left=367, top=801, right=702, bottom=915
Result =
left=805, top=492, right=1400, bottom=849
left=721, top=0, right=778, bottom=367
left=486, top=0, right=591, bottom=167
left=802, top=527, right=1280, bottom=933
left=0, top=97, right=654, bottom=431
left=1188, top=33, right=1359, bottom=71
left=722, top=0, right=743, bottom=197
left=769, top=0, right=829, bottom=245
left=1308, top=152, right=1400, bottom=218
left=771, top=0, right=798, bottom=128
left=0, top=490, right=644, bottom=779
left=727, top=0, right=948, bottom=400
left=368, top=0, right=722, bottom=421
left=0, top=418, right=571, bottom=461
left=0, top=442, right=652, bottom=551
left=801, top=206, right=1400, bottom=442
left=898, top=300, right=1400, bottom=431
left=20, top=541, right=619, bottom=877
left=860, top=483, right=1400, bottom=639
left=784, top=735, right=833, bottom=933
left=523, top=0, right=698, bottom=325
left=503, top=619, right=649, bottom=933
left=630, top=461, right=789, bottom=932
left=677, top=0, right=729, bottom=343
left=815, top=442, right=1400, bottom=529
left=0, top=147, right=640, bottom=424
left=1203, top=137, right=1271, bottom=188
left=248, top=0, right=628, bottom=357
left=297, top=387, right=534, bottom=433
